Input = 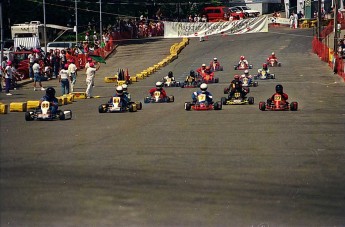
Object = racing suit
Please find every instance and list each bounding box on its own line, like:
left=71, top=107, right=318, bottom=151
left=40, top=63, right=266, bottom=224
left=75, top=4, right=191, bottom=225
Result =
left=228, top=80, right=247, bottom=99
left=209, top=61, right=220, bottom=70
left=192, top=90, right=213, bottom=104
left=196, top=67, right=206, bottom=75
left=267, top=92, right=288, bottom=104
left=267, top=55, right=278, bottom=64
left=109, top=93, right=130, bottom=108
left=149, top=88, right=167, bottom=99
left=41, top=95, right=59, bottom=114
left=238, top=59, right=249, bottom=67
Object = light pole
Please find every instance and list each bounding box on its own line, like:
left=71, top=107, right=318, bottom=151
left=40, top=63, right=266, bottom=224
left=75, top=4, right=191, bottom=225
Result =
left=75, top=0, right=78, bottom=45
left=99, top=0, right=102, bottom=40
left=43, top=0, right=47, bottom=52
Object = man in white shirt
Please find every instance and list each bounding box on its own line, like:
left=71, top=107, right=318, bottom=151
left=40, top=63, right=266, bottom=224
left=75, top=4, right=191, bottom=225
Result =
left=68, top=59, right=78, bottom=92
left=28, top=51, right=36, bottom=80
left=4, top=61, right=13, bottom=95
left=33, top=60, right=45, bottom=91
left=85, top=62, right=99, bottom=98
left=59, top=64, right=70, bottom=95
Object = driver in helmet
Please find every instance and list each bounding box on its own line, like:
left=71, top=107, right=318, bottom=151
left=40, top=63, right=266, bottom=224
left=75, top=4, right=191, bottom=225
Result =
left=40, top=87, right=59, bottom=114
left=238, top=56, right=249, bottom=67
left=267, top=84, right=288, bottom=104
left=192, top=83, right=213, bottom=103
left=122, top=84, right=131, bottom=101
left=210, top=57, right=220, bottom=69
left=201, top=66, right=214, bottom=81
left=196, top=63, right=207, bottom=75
left=149, top=81, right=167, bottom=99
left=258, top=63, right=270, bottom=74
left=267, top=52, right=278, bottom=63
left=228, top=75, right=247, bottom=99
left=164, top=71, right=175, bottom=82
left=185, top=70, right=196, bottom=83
left=110, top=86, right=130, bottom=107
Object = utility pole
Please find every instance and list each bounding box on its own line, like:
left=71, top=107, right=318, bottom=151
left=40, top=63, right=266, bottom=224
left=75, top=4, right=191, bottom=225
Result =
left=75, top=0, right=78, bottom=45
left=43, top=0, right=47, bottom=52
left=100, top=0, right=102, bottom=40
left=0, top=2, right=3, bottom=64
left=333, top=0, right=338, bottom=50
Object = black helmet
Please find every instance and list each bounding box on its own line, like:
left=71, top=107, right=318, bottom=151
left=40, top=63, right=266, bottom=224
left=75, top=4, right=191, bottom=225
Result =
left=46, top=87, right=56, bottom=98
left=168, top=71, right=173, bottom=78
left=275, top=84, right=283, bottom=93
left=190, top=70, right=195, bottom=77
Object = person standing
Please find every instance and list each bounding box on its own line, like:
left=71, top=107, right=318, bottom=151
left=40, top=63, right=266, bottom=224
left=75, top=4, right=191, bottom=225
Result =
left=59, top=64, right=70, bottom=95
left=33, top=60, right=45, bottom=91
left=294, top=12, right=299, bottom=29
left=28, top=50, right=35, bottom=80
left=4, top=61, right=13, bottom=95
left=289, top=13, right=295, bottom=28
left=68, top=59, right=78, bottom=92
left=85, top=62, right=99, bottom=98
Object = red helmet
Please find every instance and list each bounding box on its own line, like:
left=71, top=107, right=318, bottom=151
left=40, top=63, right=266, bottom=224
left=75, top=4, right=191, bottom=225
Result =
left=234, top=75, right=240, bottom=80
left=263, top=63, right=268, bottom=68
left=240, top=56, right=245, bottom=60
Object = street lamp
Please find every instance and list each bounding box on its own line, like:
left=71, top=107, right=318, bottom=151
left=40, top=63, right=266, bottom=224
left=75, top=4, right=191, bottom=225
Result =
left=75, top=0, right=77, bottom=45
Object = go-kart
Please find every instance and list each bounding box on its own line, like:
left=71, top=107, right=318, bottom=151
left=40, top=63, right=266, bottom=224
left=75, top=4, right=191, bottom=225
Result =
left=223, top=86, right=250, bottom=94
left=259, top=95, right=298, bottom=111
left=144, top=91, right=174, bottom=103
left=184, top=94, right=222, bottom=111
left=267, top=58, right=281, bottom=67
left=221, top=92, right=254, bottom=105
left=25, top=101, right=72, bottom=121
left=163, top=77, right=180, bottom=87
left=209, top=62, right=223, bottom=71
left=241, top=76, right=258, bottom=87
left=234, top=62, right=253, bottom=70
left=180, top=76, right=201, bottom=88
left=98, top=97, right=142, bottom=113
left=254, top=70, right=275, bottom=80
left=200, top=72, right=219, bottom=84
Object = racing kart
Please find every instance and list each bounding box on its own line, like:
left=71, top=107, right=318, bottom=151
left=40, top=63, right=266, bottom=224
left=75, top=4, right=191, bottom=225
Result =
left=221, top=92, right=254, bottom=105
left=184, top=94, right=222, bottom=111
left=180, top=76, right=201, bottom=88
left=98, top=97, right=142, bottom=113
left=199, top=72, right=219, bottom=84
left=144, top=91, right=174, bottom=103
left=241, top=76, right=258, bottom=87
left=267, top=58, right=282, bottom=67
left=259, top=96, right=298, bottom=111
left=25, top=101, right=72, bottom=121
left=163, top=77, right=180, bottom=87
left=234, top=62, right=253, bottom=70
left=209, top=62, right=223, bottom=71
left=223, top=86, right=250, bottom=94
left=254, top=70, right=275, bottom=80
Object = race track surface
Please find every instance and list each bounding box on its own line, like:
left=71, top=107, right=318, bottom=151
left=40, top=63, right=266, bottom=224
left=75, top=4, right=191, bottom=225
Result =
left=1, top=27, right=345, bottom=226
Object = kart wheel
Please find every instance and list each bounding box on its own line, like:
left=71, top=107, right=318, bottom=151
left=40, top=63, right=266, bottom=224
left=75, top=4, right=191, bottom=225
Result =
left=144, top=97, right=150, bottom=103
left=136, top=102, right=143, bottom=110
left=253, top=81, right=258, bottom=87
left=290, top=102, right=298, bottom=111
left=220, top=66, right=223, bottom=71
left=129, top=103, right=137, bottom=112
left=248, top=97, right=254, bottom=105
left=25, top=112, right=33, bottom=121
left=213, top=102, right=219, bottom=110
left=98, top=105, right=106, bottom=113
left=169, top=96, right=174, bottom=102
left=259, top=102, right=266, bottom=111
left=217, top=101, right=222, bottom=110
left=234, top=65, right=237, bottom=70
left=249, top=64, right=253, bottom=69
left=271, top=74, right=276, bottom=79
left=221, top=97, right=227, bottom=105
left=254, top=75, right=258, bottom=80
left=185, top=102, right=191, bottom=111
left=180, top=83, right=185, bottom=88
left=278, top=62, right=281, bottom=67
left=59, top=111, right=65, bottom=120
left=215, top=78, right=219, bottom=83
left=223, top=87, right=229, bottom=94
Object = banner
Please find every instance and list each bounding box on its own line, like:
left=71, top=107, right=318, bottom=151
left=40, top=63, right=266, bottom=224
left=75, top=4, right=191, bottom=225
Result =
left=164, top=16, right=268, bottom=38
left=267, top=17, right=290, bottom=25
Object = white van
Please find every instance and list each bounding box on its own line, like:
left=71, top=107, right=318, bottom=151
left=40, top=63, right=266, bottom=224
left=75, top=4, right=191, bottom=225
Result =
left=46, top=42, right=76, bottom=52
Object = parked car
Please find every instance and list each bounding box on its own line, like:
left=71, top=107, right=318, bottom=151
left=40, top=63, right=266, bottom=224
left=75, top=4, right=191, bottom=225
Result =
left=229, top=6, right=260, bottom=17
left=46, top=41, right=76, bottom=52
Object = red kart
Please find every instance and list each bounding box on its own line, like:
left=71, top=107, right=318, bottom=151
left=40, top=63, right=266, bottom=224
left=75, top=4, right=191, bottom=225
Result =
left=266, top=58, right=281, bottom=67
left=209, top=62, right=223, bottom=71
left=259, top=94, right=298, bottom=111
left=234, top=62, right=253, bottom=70
left=200, top=72, right=219, bottom=84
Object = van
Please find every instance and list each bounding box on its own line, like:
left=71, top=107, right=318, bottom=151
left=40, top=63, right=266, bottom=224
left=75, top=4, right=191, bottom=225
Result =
left=46, top=41, right=76, bottom=52
left=203, top=6, right=229, bottom=22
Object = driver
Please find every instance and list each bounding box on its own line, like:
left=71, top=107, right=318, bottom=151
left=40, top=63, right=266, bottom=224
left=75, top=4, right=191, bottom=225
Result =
left=164, top=71, right=175, bottom=82
left=185, top=70, right=196, bottom=83
left=40, top=87, right=59, bottom=114
left=149, top=81, right=167, bottom=99
left=267, top=84, right=288, bottom=105
left=192, top=83, right=213, bottom=103
left=196, top=63, right=207, bottom=75
left=238, top=56, right=249, bottom=67
left=258, top=63, right=270, bottom=74
left=228, top=75, right=247, bottom=99
left=110, top=86, right=130, bottom=107
left=210, top=57, right=220, bottom=68
left=122, top=84, right=131, bottom=101
left=267, top=52, right=278, bottom=63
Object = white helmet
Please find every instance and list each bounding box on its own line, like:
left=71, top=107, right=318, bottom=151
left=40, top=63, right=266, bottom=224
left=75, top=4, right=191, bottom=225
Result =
left=156, top=81, right=163, bottom=87
left=272, top=52, right=275, bottom=55
left=244, top=69, right=249, bottom=74
left=116, top=86, right=123, bottom=94
left=200, top=83, right=208, bottom=91
left=202, top=63, right=206, bottom=67
left=122, top=84, right=128, bottom=91
left=213, top=57, right=217, bottom=61
left=241, top=74, right=246, bottom=78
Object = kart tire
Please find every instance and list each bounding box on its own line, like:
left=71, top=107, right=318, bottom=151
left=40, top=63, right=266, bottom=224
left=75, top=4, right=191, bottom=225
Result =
left=220, top=66, right=223, bottom=71
left=259, top=102, right=266, bottom=111
left=253, top=81, right=258, bottom=87
left=221, top=97, right=227, bottom=105
left=271, top=74, right=276, bottom=79
left=215, top=78, right=219, bottom=83
left=248, top=97, right=254, bottom=105
left=25, top=112, right=33, bottom=121
left=59, top=111, right=65, bottom=120
left=129, top=103, right=137, bottom=112
left=144, top=97, right=150, bottom=103
left=185, top=102, right=191, bottom=111
left=278, top=62, right=281, bottom=67
left=98, top=105, right=106, bottom=113
left=249, top=64, right=253, bottom=69
left=254, top=75, right=258, bottom=80
left=234, top=65, right=237, bottom=70
left=290, top=102, right=298, bottom=111
left=223, top=87, right=229, bottom=94
left=136, top=102, right=143, bottom=110
left=169, top=96, right=174, bottom=102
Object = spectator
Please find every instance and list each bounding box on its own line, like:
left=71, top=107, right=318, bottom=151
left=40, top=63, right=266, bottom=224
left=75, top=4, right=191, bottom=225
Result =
left=4, top=61, right=13, bottom=95
left=33, top=60, right=45, bottom=91
left=68, top=59, right=78, bottom=92
left=85, top=62, right=100, bottom=98
left=59, top=63, right=70, bottom=95
left=28, top=50, right=35, bottom=80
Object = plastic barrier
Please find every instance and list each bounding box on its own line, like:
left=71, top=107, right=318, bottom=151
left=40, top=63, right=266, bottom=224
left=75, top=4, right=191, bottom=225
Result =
left=27, top=100, right=40, bottom=110
left=0, top=103, right=8, bottom=114
left=72, top=92, right=87, bottom=99
left=10, top=102, right=27, bottom=112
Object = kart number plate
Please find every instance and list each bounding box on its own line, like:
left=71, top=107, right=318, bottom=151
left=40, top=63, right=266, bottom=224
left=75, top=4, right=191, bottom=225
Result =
left=274, top=95, right=282, bottom=101
left=113, top=97, right=120, bottom=104
left=234, top=93, right=241, bottom=98
left=198, top=94, right=206, bottom=102
left=154, top=91, right=161, bottom=97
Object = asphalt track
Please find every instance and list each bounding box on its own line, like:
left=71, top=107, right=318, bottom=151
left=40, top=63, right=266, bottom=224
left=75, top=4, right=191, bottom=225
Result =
left=1, top=27, right=345, bottom=227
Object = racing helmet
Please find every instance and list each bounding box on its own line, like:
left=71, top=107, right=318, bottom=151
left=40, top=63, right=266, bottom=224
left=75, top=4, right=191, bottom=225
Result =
left=46, top=87, right=56, bottom=98
left=244, top=69, right=249, bottom=75
left=272, top=52, right=275, bottom=56
left=168, top=71, right=173, bottom=78
left=263, top=63, right=268, bottom=69
left=200, top=83, right=208, bottom=92
left=116, top=86, right=123, bottom=95
left=156, top=81, right=163, bottom=90
left=190, top=70, right=195, bottom=77
left=202, top=63, right=206, bottom=68
left=213, top=57, right=218, bottom=61
left=122, top=84, right=128, bottom=91
left=241, top=74, right=246, bottom=78
left=240, top=56, right=245, bottom=60
left=275, top=84, right=283, bottom=94
left=234, top=75, right=240, bottom=80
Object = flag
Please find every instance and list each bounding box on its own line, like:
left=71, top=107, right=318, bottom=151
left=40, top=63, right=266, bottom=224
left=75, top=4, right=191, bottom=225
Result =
left=89, top=55, right=106, bottom=64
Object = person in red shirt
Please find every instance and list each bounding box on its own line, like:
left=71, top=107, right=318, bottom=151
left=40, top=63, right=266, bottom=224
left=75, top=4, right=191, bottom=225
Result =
left=267, top=84, right=288, bottom=105
left=149, top=81, right=167, bottom=99
left=267, top=52, right=278, bottom=64
left=196, top=63, right=207, bottom=75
